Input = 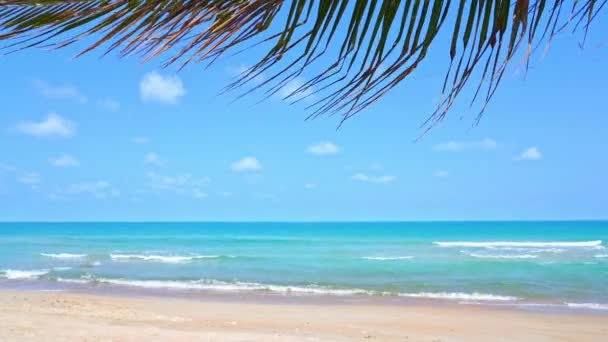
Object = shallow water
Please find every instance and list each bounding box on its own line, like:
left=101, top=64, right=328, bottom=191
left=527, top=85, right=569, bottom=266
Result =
left=1, top=221, right=607, bottom=311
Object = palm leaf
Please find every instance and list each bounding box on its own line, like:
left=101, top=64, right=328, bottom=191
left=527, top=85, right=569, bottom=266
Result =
left=0, top=0, right=604, bottom=129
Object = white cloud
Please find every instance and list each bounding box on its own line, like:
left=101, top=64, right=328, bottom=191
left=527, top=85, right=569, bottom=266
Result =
left=51, top=154, right=80, bottom=167
left=278, top=77, right=314, bottom=101
left=18, top=172, right=41, bottom=185
left=16, top=113, right=76, bottom=138
left=231, top=157, right=262, bottom=172
left=305, top=183, right=315, bottom=189
left=307, top=142, right=340, bottom=155
left=351, top=173, right=396, bottom=184
left=97, top=97, right=120, bottom=111
left=434, top=138, right=497, bottom=152
left=133, top=137, right=149, bottom=144
left=140, top=72, right=185, bottom=104
left=516, top=147, right=542, bottom=161
left=218, top=191, right=233, bottom=197
left=64, top=181, right=120, bottom=199
left=33, top=79, right=87, bottom=103
left=435, top=170, right=449, bottom=177
left=144, top=152, right=165, bottom=166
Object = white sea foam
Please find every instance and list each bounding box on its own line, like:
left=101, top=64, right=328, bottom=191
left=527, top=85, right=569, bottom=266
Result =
left=398, top=292, right=518, bottom=301
left=41, top=253, right=87, bottom=259
left=110, top=254, right=224, bottom=263
left=434, top=240, right=602, bottom=248
left=461, top=251, right=538, bottom=259
left=64, top=276, right=521, bottom=301
left=0, top=269, right=49, bottom=280
left=594, top=254, right=608, bottom=258
left=566, top=303, right=608, bottom=310
left=362, top=256, right=414, bottom=261
left=488, top=247, right=565, bottom=253
left=57, top=278, right=90, bottom=285
left=80, top=278, right=373, bottom=296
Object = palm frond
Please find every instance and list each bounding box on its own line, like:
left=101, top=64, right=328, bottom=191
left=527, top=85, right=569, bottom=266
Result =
left=0, top=0, right=604, bottom=129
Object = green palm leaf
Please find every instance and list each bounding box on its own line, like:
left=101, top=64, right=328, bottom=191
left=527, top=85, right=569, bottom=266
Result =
left=0, top=0, right=604, bottom=129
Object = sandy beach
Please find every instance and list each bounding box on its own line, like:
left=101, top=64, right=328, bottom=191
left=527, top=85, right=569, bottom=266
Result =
left=0, top=290, right=606, bottom=341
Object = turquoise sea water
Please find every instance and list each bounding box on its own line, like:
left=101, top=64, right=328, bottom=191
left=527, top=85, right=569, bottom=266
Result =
left=1, top=221, right=607, bottom=311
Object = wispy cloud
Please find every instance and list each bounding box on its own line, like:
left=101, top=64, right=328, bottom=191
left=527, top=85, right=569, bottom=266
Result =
left=64, top=181, right=120, bottom=199
left=307, top=142, right=340, bottom=155
left=18, top=172, right=41, bottom=185
left=16, top=113, right=76, bottom=138
left=231, top=65, right=266, bottom=86
left=192, top=189, right=208, bottom=199
left=33, top=79, right=87, bottom=103
left=434, top=138, right=497, bottom=152
left=51, top=154, right=80, bottom=167
left=144, top=152, right=165, bottom=166
left=146, top=172, right=210, bottom=199
left=278, top=77, right=314, bottom=101
left=351, top=173, right=396, bottom=184
left=435, top=170, right=449, bottom=177
left=305, top=183, right=316, bottom=189
left=133, top=137, right=149, bottom=144
left=370, top=163, right=383, bottom=171
left=231, top=157, right=262, bottom=172
left=254, top=192, right=280, bottom=201
left=97, top=97, right=120, bottom=111
left=148, top=172, right=204, bottom=189
left=516, top=147, right=542, bottom=161
left=140, top=72, right=185, bottom=104
left=0, top=163, right=16, bottom=173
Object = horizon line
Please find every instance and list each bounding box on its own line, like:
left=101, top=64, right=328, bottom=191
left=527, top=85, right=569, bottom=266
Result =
left=1, top=219, right=607, bottom=224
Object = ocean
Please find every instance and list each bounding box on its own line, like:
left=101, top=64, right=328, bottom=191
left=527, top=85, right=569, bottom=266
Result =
left=1, top=221, right=607, bottom=311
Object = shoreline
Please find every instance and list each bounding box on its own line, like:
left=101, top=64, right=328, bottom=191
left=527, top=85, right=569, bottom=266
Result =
left=1, top=290, right=607, bottom=341
left=2, top=279, right=608, bottom=315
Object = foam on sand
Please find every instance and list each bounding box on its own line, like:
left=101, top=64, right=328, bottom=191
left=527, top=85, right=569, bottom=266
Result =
left=398, top=292, right=518, bottom=301
left=54, top=276, right=521, bottom=302
left=566, top=303, right=608, bottom=310
left=434, top=240, right=602, bottom=248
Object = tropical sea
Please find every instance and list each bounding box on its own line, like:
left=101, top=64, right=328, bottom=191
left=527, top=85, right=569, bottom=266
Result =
left=1, top=221, right=607, bottom=312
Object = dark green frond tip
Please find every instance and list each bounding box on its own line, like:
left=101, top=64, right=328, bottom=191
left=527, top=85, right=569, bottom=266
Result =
left=0, top=0, right=604, bottom=130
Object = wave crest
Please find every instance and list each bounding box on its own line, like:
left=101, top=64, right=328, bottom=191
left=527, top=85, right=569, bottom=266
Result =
left=460, top=251, right=538, bottom=259
left=434, top=240, right=602, bottom=248
left=41, top=253, right=87, bottom=259
left=1, top=269, right=49, bottom=280
left=109, top=254, right=228, bottom=263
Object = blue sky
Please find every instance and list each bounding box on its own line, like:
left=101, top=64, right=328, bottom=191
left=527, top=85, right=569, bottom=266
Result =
left=1, top=14, right=607, bottom=221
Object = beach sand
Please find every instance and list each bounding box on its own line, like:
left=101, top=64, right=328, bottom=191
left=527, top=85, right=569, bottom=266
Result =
left=0, top=291, right=606, bottom=341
